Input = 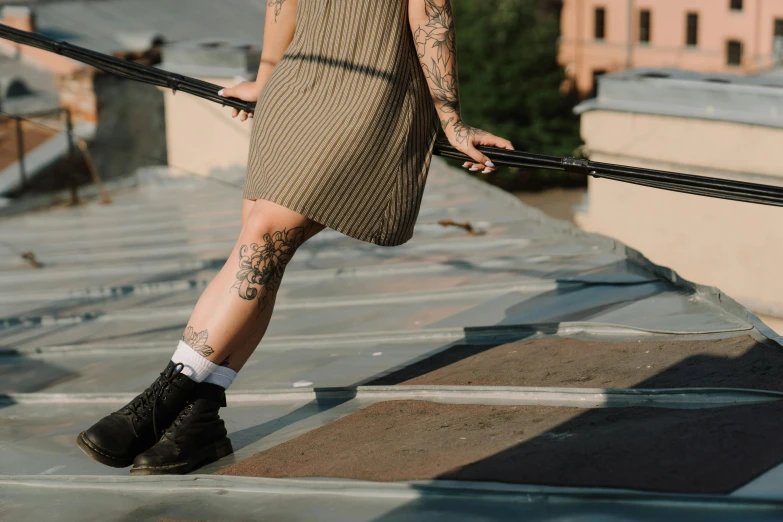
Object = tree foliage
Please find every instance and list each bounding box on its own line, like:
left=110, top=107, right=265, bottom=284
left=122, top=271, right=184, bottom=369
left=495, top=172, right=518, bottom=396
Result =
left=452, top=0, right=582, bottom=188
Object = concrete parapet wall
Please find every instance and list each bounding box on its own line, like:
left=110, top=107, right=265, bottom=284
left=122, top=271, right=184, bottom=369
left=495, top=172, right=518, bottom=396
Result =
left=163, top=75, right=253, bottom=178
left=577, top=110, right=783, bottom=328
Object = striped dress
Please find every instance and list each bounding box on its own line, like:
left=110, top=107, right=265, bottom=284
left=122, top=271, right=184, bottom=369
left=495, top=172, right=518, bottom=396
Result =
left=244, top=0, right=439, bottom=246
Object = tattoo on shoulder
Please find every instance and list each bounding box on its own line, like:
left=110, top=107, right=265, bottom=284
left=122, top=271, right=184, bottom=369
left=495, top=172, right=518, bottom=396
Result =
left=232, top=224, right=311, bottom=313
left=182, top=326, right=215, bottom=357
left=268, top=0, right=288, bottom=22
left=414, top=0, right=460, bottom=128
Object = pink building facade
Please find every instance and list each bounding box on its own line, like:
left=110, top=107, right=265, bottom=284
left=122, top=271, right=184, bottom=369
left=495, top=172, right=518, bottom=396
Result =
left=559, top=0, right=783, bottom=94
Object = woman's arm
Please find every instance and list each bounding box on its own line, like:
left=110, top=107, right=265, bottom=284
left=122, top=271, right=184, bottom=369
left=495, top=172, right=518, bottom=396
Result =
left=220, top=0, right=298, bottom=121
left=409, top=0, right=513, bottom=173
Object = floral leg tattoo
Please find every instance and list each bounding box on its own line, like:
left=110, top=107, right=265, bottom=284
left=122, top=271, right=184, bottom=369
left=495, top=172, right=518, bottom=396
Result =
left=232, top=225, right=310, bottom=313
left=182, top=326, right=214, bottom=357
left=267, top=0, right=287, bottom=22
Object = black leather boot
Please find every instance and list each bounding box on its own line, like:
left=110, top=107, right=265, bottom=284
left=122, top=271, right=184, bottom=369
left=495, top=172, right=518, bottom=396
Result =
left=76, top=361, right=196, bottom=468
left=130, top=381, right=233, bottom=475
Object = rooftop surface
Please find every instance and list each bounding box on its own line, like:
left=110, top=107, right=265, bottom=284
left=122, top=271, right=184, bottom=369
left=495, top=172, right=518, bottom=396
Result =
left=1, top=158, right=783, bottom=520
left=21, top=0, right=266, bottom=54
left=576, top=67, right=783, bottom=130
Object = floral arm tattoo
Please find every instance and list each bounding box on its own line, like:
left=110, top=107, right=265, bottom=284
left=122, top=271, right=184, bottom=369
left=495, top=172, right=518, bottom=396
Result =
left=411, top=0, right=485, bottom=146
left=268, top=0, right=287, bottom=22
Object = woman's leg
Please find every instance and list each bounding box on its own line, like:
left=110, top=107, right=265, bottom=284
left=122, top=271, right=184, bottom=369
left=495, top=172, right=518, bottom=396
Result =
left=78, top=198, right=324, bottom=470
left=240, top=198, right=255, bottom=227
left=129, top=198, right=325, bottom=473
left=211, top=199, right=275, bottom=370
left=183, top=198, right=324, bottom=370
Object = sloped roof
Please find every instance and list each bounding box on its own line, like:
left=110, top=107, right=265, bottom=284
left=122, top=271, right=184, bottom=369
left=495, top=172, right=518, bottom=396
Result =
left=1, top=158, right=783, bottom=520
left=29, top=0, right=266, bottom=54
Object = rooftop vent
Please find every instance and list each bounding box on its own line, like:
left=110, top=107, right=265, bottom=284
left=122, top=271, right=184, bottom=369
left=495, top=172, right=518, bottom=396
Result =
left=5, top=78, right=32, bottom=98
left=705, top=78, right=732, bottom=84
left=639, top=72, right=670, bottom=79
left=201, top=41, right=253, bottom=51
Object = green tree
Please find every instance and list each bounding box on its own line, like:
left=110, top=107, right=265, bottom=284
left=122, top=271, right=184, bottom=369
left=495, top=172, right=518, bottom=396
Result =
left=453, top=0, right=582, bottom=189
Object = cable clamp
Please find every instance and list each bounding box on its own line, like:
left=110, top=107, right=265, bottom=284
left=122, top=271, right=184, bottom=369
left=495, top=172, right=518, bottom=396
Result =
left=168, top=73, right=184, bottom=93
left=562, top=157, right=590, bottom=174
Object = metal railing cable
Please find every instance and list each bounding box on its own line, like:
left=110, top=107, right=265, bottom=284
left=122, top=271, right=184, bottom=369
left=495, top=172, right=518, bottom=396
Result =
left=3, top=22, right=783, bottom=207
left=436, top=142, right=783, bottom=202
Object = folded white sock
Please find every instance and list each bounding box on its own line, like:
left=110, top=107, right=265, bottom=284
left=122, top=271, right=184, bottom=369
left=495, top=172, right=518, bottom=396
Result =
left=204, top=365, right=238, bottom=389
left=171, top=340, right=220, bottom=383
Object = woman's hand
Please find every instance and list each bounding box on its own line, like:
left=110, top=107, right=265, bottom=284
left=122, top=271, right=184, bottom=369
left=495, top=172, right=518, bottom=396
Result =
left=218, top=81, right=264, bottom=122
left=443, top=120, right=514, bottom=174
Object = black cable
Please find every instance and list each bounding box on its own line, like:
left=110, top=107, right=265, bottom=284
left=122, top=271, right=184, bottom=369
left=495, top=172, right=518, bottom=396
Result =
left=438, top=138, right=783, bottom=207
left=0, top=24, right=253, bottom=113
left=435, top=138, right=565, bottom=171
left=3, top=22, right=783, bottom=207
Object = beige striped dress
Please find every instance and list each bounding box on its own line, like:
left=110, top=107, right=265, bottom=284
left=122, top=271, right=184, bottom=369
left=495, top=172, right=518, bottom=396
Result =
left=244, top=0, right=439, bottom=246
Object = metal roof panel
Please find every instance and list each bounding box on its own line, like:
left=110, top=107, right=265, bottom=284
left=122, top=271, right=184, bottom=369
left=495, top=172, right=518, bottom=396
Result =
left=0, top=157, right=782, bottom=519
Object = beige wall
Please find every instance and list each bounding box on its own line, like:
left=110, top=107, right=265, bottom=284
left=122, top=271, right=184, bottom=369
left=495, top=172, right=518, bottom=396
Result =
left=576, top=110, right=783, bottom=328
left=560, top=0, right=783, bottom=94
left=163, top=77, right=253, bottom=177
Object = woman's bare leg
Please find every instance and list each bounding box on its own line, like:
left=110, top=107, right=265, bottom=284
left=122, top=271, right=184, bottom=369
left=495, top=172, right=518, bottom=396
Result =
left=77, top=198, right=322, bottom=471
left=240, top=198, right=255, bottom=227
left=183, top=198, right=324, bottom=371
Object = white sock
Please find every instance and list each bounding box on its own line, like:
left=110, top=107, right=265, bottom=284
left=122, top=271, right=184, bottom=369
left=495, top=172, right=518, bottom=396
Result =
left=171, top=340, right=220, bottom=383
left=204, top=365, right=238, bottom=389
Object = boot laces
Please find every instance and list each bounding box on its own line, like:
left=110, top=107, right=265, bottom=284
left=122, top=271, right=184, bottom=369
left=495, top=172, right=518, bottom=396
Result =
left=165, top=402, right=194, bottom=435
left=120, top=362, right=185, bottom=438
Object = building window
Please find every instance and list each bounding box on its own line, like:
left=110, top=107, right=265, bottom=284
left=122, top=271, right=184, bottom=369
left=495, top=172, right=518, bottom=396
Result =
left=639, top=10, right=651, bottom=43
left=727, top=40, right=743, bottom=65
left=774, top=19, right=783, bottom=64
left=591, top=69, right=607, bottom=97
left=730, top=0, right=743, bottom=11
left=594, top=7, right=606, bottom=40
left=686, top=13, right=699, bottom=46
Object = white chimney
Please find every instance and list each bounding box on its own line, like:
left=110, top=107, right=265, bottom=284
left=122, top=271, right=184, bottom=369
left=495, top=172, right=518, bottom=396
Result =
left=1, top=6, right=36, bottom=33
